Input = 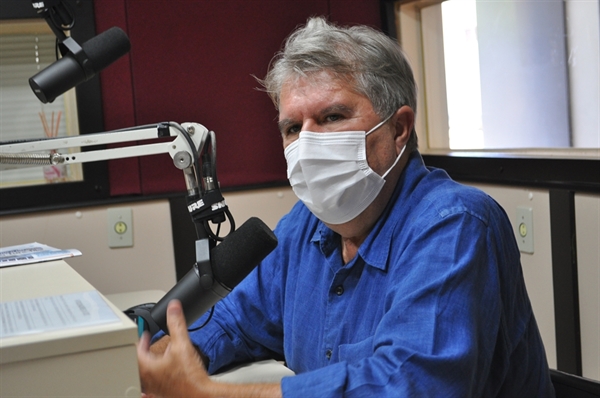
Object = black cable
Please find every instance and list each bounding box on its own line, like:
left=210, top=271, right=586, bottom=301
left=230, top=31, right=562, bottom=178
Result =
left=55, top=38, right=60, bottom=60
left=186, top=306, right=215, bottom=332
left=204, top=208, right=236, bottom=242
left=208, top=130, right=218, bottom=184
left=48, top=1, right=75, bottom=31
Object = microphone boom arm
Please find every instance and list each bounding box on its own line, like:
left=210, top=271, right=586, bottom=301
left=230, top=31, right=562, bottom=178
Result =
left=1, top=123, right=200, bottom=168
left=0, top=122, right=279, bottom=337
left=0, top=120, right=231, bottom=282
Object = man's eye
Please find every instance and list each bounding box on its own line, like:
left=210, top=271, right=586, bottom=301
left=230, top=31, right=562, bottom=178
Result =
left=286, top=125, right=301, bottom=135
left=324, top=114, right=343, bottom=123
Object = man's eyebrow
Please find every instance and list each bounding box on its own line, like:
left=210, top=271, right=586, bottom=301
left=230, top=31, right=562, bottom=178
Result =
left=277, top=103, right=355, bottom=133
left=278, top=118, right=296, bottom=134
left=319, top=104, right=354, bottom=117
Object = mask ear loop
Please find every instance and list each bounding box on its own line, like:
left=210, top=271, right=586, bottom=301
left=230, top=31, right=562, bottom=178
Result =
left=365, top=112, right=395, bottom=136
left=381, top=144, right=406, bottom=179
left=364, top=112, right=406, bottom=179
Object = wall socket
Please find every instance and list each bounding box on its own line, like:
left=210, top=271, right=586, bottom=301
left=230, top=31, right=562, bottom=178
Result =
left=107, top=207, right=133, bottom=248
left=516, top=206, right=534, bottom=254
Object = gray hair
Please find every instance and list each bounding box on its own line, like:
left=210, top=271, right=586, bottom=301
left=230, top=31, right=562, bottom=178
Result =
left=260, top=17, right=418, bottom=149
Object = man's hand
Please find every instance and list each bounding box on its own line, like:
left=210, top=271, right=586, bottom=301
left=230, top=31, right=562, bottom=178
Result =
left=137, top=299, right=283, bottom=398
left=148, top=335, right=170, bottom=355
left=137, top=300, right=213, bottom=397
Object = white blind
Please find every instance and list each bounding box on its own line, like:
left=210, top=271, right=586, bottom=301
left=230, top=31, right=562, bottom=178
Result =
left=0, top=32, right=80, bottom=187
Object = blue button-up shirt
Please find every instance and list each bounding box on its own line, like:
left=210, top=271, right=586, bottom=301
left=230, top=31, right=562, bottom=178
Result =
left=178, top=152, right=554, bottom=397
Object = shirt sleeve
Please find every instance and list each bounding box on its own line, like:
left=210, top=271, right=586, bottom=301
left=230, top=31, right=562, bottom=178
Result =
left=282, top=202, right=544, bottom=397
left=148, top=247, right=285, bottom=370
left=185, top=216, right=290, bottom=375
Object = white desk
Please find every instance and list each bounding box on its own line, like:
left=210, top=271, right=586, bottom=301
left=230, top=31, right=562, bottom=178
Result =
left=0, top=261, right=293, bottom=397
left=0, top=260, right=141, bottom=397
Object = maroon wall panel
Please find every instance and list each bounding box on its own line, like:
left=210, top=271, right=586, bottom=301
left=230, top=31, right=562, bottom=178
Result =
left=94, top=0, right=381, bottom=196
left=94, top=0, right=141, bottom=196
left=329, top=0, right=382, bottom=27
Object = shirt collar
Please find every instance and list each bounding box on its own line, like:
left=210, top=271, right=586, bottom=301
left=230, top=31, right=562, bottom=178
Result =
left=359, top=152, right=427, bottom=270
left=309, top=151, right=428, bottom=272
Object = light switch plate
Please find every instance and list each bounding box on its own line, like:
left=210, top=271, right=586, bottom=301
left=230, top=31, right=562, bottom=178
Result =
left=107, top=207, right=133, bottom=248
left=516, top=206, right=534, bottom=254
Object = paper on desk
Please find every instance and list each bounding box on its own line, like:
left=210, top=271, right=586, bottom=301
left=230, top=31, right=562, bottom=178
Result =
left=0, top=242, right=81, bottom=268
left=0, top=291, right=120, bottom=339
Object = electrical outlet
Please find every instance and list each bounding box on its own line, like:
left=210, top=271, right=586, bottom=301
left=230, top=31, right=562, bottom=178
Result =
left=107, top=207, right=133, bottom=248
left=516, top=206, right=534, bottom=254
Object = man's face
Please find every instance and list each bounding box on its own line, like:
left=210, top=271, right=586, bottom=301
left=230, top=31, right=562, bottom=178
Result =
left=277, top=71, right=397, bottom=177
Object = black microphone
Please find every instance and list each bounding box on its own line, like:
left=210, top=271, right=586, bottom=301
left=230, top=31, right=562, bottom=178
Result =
left=127, top=217, right=278, bottom=335
left=29, top=26, right=131, bottom=103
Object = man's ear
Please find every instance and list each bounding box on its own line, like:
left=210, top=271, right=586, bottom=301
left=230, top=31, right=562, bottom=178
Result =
left=393, top=105, right=414, bottom=153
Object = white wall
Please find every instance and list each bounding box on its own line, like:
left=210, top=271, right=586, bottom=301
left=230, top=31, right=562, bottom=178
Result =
left=575, top=193, right=600, bottom=380
left=0, top=187, right=298, bottom=296
left=210, top=187, right=298, bottom=236
left=0, top=200, right=178, bottom=295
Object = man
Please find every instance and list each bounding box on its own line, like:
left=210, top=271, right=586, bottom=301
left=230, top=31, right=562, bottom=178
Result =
left=138, top=17, right=555, bottom=397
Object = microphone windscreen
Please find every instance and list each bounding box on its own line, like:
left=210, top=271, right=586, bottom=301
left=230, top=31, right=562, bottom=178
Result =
left=211, top=217, right=278, bottom=288
left=82, top=27, right=131, bottom=72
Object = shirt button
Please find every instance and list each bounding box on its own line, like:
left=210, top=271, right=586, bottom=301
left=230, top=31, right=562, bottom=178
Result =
left=335, top=285, right=344, bottom=296
left=326, top=349, right=332, bottom=360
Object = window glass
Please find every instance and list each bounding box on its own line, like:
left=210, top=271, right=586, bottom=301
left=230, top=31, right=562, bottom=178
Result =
left=0, top=21, right=82, bottom=188
left=423, top=0, right=600, bottom=150
left=440, top=0, right=483, bottom=149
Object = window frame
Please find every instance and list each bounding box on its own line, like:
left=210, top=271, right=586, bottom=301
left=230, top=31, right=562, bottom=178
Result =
left=393, top=0, right=600, bottom=193
left=0, top=0, right=110, bottom=215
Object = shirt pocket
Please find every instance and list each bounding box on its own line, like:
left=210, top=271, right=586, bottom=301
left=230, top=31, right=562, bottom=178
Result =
left=338, top=336, right=374, bottom=363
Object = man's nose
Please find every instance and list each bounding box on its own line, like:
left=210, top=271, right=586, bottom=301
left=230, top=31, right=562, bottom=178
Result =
left=301, top=120, right=323, bottom=132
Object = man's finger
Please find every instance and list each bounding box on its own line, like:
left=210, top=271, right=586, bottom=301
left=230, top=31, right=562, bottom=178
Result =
left=137, top=331, right=151, bottom=358
left=165, top=299, right=189, bottom=341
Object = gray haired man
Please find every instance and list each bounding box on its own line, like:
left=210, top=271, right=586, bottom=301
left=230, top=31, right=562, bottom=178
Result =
left=138, top=17, right=554, bottom=398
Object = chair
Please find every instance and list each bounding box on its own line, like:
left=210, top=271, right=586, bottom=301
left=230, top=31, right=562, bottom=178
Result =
left=551, top=369, right=600, bottom=398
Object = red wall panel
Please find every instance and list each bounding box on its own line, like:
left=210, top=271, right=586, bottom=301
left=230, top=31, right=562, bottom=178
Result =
left=329, top=0, right=382, bottom=26
left=94, top=0, right=381, bottom=196
left=94, top=0, right=141, bottom=195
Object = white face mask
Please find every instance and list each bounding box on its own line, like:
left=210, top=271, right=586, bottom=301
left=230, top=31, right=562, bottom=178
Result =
left=284, top=114, right=405, bottom=225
